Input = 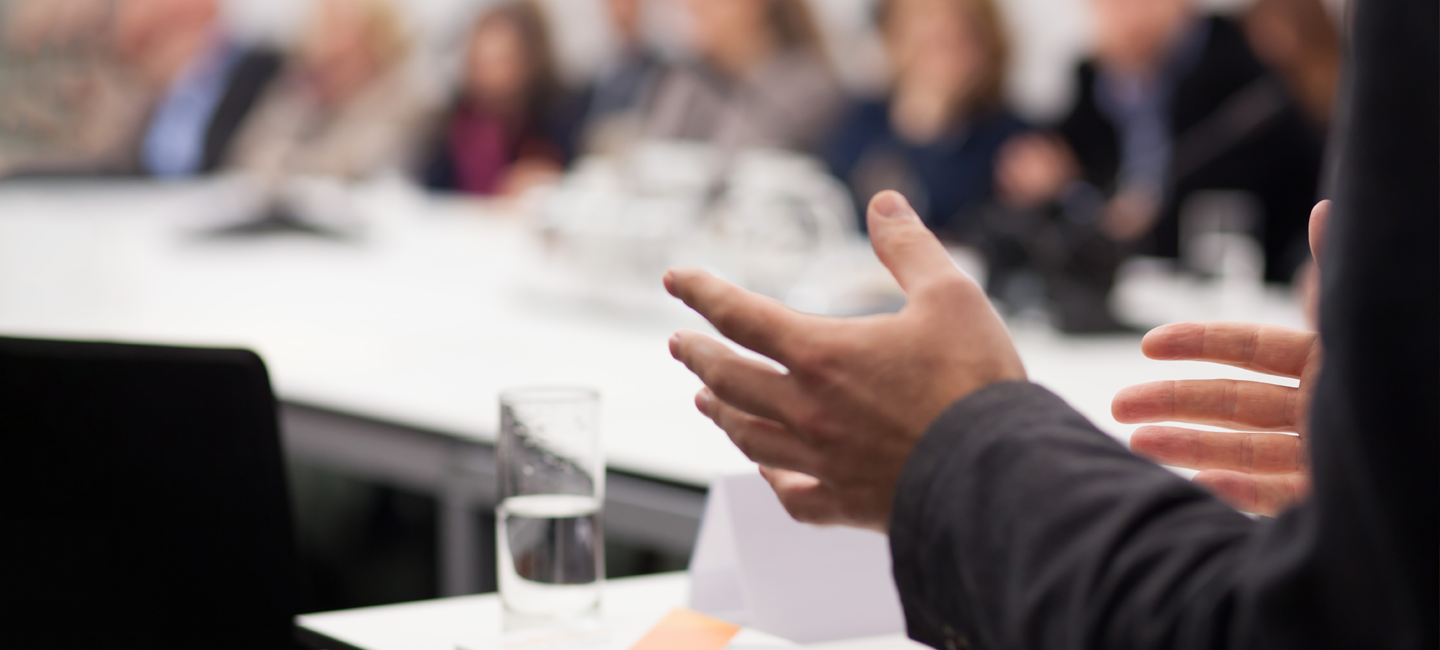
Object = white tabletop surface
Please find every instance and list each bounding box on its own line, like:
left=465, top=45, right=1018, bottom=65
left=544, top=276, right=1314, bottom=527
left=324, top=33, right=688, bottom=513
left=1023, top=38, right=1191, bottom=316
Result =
left=0, top=180, right=1306, bottom=487
left=298, top=572, right=696, bottom=650
left=297, top=571, right=923, bottom=650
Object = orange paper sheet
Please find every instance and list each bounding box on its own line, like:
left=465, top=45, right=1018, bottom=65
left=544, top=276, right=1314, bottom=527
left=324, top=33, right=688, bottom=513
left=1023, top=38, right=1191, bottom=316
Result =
left=629, top=609, right=741, bottom=650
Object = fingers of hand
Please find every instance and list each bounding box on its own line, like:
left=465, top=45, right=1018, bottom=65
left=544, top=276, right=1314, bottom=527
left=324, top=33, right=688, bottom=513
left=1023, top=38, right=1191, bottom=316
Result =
left=1129, top=425, right=1303, bottom=474
left=1192, top=469, right=1311, bottom=516
left=670, top=330, right=799, bottom=425
left=1112, top=379, right=1299, bottom=431
left=696, top=390, right=818, bottom=474
left=663, top=267, right=801, bottom=364
left=865, top=191, right=969, bottom=296
left=1141, top=322, right=1317, bottom=378
left=758, top=466, right=844, bottom=526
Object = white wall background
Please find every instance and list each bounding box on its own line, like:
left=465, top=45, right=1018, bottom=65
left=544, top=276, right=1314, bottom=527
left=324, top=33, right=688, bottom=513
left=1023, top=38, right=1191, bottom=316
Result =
left=219, top=0, right=1271, bottom=122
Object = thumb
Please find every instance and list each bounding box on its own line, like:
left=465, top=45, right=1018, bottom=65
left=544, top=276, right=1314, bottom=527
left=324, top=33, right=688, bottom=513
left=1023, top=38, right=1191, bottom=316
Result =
left=1308, top=200, right=1330, bottom=265
left=866, top=191, right=961, bottom=294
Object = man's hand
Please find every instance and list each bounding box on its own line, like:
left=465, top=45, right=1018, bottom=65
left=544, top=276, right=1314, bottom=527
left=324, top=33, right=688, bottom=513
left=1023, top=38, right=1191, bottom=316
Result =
left=996, top=133, right=1078, bottom=209
left=1111, top=201, right=1330, bottom=516
left=1101, top=189, right=1162, bottom=242
left=1112, top=323, right=1320, bottom=515
left=665, top=191, right=1026, bottom=532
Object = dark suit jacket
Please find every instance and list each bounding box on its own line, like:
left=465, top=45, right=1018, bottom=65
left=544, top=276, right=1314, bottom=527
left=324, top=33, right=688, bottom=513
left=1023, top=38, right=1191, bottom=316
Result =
left=890, top=2, right=1438, bottom=648
left=1057, top=17, right=1324, bottom=282
left=198, top=47, right=283, bottom=174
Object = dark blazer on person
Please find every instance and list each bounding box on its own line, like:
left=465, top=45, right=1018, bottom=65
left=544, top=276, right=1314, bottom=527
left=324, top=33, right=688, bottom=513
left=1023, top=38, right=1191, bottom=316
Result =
left=825, top=101, right=1027, bottom=237
left=889, top=1, right=1438, bottom=647
left=199, top=47, right=284, bottom=174
left=1058, top=16, right=1324, bottom=282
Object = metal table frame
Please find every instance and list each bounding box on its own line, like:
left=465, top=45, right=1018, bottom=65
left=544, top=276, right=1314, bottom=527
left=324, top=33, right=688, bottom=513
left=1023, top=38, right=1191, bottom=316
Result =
left=280, top=403, right=708, bottom=596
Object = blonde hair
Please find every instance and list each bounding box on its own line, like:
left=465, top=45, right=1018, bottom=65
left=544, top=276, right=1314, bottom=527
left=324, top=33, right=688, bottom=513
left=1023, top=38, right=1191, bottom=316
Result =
left=320, top=0, right=411, bottom=69
left=876, top=0, right=1011, bottom=113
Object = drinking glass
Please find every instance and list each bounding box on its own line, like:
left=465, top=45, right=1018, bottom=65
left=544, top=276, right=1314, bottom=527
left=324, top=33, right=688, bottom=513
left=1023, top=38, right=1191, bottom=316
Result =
left=497, top=387, right=604, bottom=627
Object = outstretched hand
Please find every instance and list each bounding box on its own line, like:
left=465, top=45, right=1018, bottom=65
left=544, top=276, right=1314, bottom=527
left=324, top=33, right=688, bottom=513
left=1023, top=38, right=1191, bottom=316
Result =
left=665, top=191, right=1026, bottom=532
left=1111, top=201, right=1330, bottom=515
left=1112, top=323, right=1320, bottom=514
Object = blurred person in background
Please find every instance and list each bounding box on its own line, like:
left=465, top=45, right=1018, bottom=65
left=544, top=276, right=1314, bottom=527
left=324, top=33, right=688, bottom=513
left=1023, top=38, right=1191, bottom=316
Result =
left=577, top=0, right=664, bottom=155
left=116, top=0, right=282, bottom=178
left=421, top=0, right=572, bottom=198
left=993, top=0, right=1324, bottom=292
left=1244, top=0, right=1340, bottom=132
left=0, top=0, right=151, bottom=176
left=642, top=0, right=842, bottom=152
left=227, top=0, right=432, bottom=183
left=824, top=0, right=1025, bottom=239
left=1243, top=0, right=1340, bottom=324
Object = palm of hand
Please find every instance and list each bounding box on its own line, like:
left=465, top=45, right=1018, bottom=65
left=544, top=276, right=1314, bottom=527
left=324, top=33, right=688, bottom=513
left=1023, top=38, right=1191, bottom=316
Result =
left=1112, top=323, right=1319, bottom=515
left=666, top=191, right=1026, bottom=532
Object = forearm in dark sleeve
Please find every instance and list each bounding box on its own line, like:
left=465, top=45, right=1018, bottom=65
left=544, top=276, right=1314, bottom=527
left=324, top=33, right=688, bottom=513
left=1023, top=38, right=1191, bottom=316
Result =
left=889, top=382, right=1256, bottom=650
left=887, top=4, right=1438, bottom=647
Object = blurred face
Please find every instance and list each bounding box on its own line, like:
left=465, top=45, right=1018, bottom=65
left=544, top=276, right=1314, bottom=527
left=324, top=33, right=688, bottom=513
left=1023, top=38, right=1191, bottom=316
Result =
left=886, top=0, right=983, bottom=99
left=5, top=0, right=111, bottom=54
left=686, top=0, right=769, bottom=61
left=299, top=0, right=383, bottom=103
left=466, top=18, right=531, bottom=108
left=113, top=0, right=217, bottom=61
left=1245, top=7, right=1301, bottom=70
left=1090, top=0, right=1192, bottom=75
left=607, top=0, right=643, bottom=43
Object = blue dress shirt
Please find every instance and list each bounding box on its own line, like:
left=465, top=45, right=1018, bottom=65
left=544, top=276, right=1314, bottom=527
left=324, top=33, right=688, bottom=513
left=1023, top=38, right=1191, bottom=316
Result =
left=140, top=38, right=244, bottom=178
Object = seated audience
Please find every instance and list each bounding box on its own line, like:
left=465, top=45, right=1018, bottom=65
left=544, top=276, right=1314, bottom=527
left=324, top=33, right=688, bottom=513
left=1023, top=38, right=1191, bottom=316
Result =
left=117, top=0, right=283, bottom=178
left=422, top=0, right=571, bottom=197
left=824, top=0, right=1025, bottom=238
left=643, top=0, right=843, bottom=152
left=226, top=0, right=432, bottom=182
left=995, top=0, right=1324, bottom=285
left=577, top=0, right=665, bottom=155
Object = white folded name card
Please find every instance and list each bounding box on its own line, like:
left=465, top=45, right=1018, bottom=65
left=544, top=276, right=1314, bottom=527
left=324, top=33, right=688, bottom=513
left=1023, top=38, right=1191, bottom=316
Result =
left=687, top=472, right=906, bottom=643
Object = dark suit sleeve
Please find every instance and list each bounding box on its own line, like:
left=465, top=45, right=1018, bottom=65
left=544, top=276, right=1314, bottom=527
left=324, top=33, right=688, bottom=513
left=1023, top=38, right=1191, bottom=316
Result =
left=888, top=2, right=1438, bottom=648
left=1056, top=64, right=1120, bottom=196
left=890, top=383, right=1256, bottom=650
left=202, top=48, right=283, bottom=173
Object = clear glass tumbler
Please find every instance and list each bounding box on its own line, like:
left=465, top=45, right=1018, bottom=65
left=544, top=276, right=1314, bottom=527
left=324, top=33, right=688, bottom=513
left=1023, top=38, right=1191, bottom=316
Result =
left=497, top=387, right=605, bottom=625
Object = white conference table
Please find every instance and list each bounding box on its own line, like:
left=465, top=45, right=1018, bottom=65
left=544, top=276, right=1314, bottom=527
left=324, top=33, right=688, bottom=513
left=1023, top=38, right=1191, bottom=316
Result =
left=297, top=572, right=923, bottom=650
left=0, top=179, right=1306, bottom=595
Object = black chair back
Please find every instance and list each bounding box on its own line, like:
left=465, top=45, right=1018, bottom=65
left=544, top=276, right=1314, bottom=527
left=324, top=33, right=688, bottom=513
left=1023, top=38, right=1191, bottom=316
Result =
left=1, top=337, right=300, bottom=649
